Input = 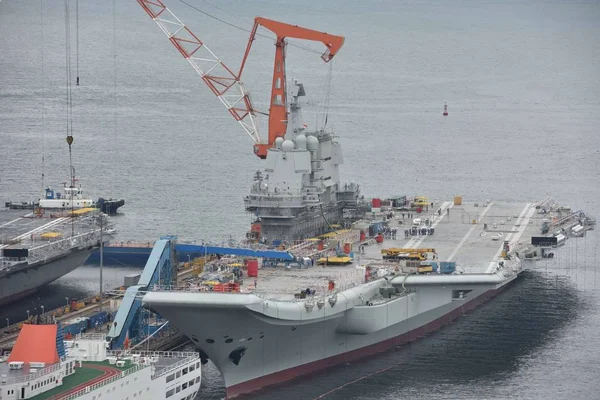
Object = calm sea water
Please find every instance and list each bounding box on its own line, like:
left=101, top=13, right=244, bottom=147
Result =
left=1, top=0, right=599, bottom=399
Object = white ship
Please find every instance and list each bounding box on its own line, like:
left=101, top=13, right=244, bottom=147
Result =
left=0, top=324, right=201, bottom=400
left=38, top=184, right=95, bottom=210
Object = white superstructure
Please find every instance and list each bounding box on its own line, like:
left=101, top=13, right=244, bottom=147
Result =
left=0, top=333, right=201, bottom=400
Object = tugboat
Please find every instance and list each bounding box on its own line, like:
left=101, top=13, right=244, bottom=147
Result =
left=5, top=173, right=125, bottom=216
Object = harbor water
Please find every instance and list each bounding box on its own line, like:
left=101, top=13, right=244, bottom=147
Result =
left=1, top=0, right=599, bottom=399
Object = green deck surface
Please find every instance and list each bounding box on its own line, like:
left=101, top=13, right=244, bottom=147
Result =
left=30, top=366, right=102, bottom=400
left=29, top=361, right=128, bottom=400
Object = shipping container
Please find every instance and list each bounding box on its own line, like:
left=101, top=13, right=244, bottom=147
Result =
left=439, top=261, right=456, bottom=274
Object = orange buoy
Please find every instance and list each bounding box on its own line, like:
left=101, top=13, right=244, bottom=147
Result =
left=443, top=102, right=448, bottom=116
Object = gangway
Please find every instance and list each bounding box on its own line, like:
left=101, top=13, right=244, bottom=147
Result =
left=106, top=236, right=177, bottom=349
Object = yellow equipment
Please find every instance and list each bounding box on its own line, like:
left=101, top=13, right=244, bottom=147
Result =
left=317, top=256, right=352, bottom=265
left=381, top=248, right=436, bottom=261
left=412, top=196, right=429, bottom=207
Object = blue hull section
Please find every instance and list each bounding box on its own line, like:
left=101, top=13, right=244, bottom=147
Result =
left=86, top=243, right=294, bottom=267
left=85, top=246, right=152, bottom=267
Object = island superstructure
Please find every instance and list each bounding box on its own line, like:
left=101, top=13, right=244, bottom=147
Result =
left=244, top=81, right=361, bottom=243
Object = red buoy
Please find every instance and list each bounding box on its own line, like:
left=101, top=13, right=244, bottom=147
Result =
left=443, top=102, right=448, bottom=116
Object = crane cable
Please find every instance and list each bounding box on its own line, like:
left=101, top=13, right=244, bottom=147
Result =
left=76, top=0, right=80, bottom=85
left=64, top=0, right=75, bottom=236
left=40, top=0, right=45, bottom=192
left=176, top=0, right=322, bottom=55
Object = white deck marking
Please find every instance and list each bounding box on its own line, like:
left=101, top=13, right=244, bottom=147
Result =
left=446, top=201, right=495, bottom=262
left=406, top=201, right=453, bottom=249
left=486, top=203, right=535, bottom=272
left=0, top=217, right=68, bottom=249
left=0, top=218, right=21, bottom=229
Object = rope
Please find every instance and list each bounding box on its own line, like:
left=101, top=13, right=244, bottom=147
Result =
left=64, top=0, right=75, bottom=236
left=312, top=362, right=400, bottom=400
left=112, top=0, right=118, bottom=196
left=40, top=0, right=45, bottom=192
left=76, top=0, right=80, bottom=85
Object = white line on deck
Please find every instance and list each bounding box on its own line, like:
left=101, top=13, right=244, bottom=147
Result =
left=447, top=201, right=495, bottom=262
left=486, top=203, right=535, bottom=273
left=0, top=217, right=68, bottom=249
left=0, top=218, right=21, bottom=229
left=406, top=201, right=453, bottom=249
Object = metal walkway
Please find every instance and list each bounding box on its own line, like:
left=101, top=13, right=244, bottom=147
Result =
left=106, top=236, right=176, bottom=349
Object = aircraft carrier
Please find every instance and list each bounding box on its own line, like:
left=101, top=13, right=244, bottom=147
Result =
left=0, top=208, right=109, bottom=307
left=143, top=198, right=595, bottom=398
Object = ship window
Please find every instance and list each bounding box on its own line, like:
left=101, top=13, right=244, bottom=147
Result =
left=189, top=379, right=194, bottom=386
left=225, top=338, right=233, bottom=343
left=195, top=377, right=200, bottom=383
left=190, top=365, right=195, bottom=372
left=166, top=373, right=175, bottom=382
left=176, top=371, right=181, bottom=378
left=205, top=338, right=214, bottom=344
left=182, top=367, right=188, bottom=375
left=182, top=382, right=188, bottom=390
left=166, top=389, right=174, bottom=398
left=196, top=362, right=200, bottom=368
left=176, top=386, right=181, bottom=393
left=452, top=290, right=473, bottom=299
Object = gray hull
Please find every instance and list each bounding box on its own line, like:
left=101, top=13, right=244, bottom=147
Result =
left=0, top=248, right=92, bottom=307
left=258, top=204, right=343, bottom=242
left=145, top=273, right=518, bottom=398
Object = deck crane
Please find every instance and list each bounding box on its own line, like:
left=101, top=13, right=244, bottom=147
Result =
left=136, top=0, right=345, bottom=158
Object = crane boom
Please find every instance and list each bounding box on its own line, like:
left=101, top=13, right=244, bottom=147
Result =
left=137, top=1, right=344, bottom=159
left=240, top=18, right=345, bottom=158
left=136, top=0, right=261, bottom=145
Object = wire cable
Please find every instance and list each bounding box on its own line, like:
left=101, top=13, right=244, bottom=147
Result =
left=40, top=0, right=45, bottom=191
left=76, top=0, right=80, bottom=85
left=177, top=0, right=321, bottom=55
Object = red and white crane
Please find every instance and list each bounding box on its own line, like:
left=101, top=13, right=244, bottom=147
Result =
left=137, top=0, right=344, bottom=158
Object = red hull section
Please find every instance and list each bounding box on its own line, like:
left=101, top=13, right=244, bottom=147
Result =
left=227, top=284, right=510, bottom=398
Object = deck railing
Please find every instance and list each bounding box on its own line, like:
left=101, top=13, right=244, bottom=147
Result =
left=58, top=363, right=146, bottom=400
left=106, top=349, right=197, bottom=359
left=1, top=361, right=63, bottom=385
left=152, top=355, right=199, bottom=378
